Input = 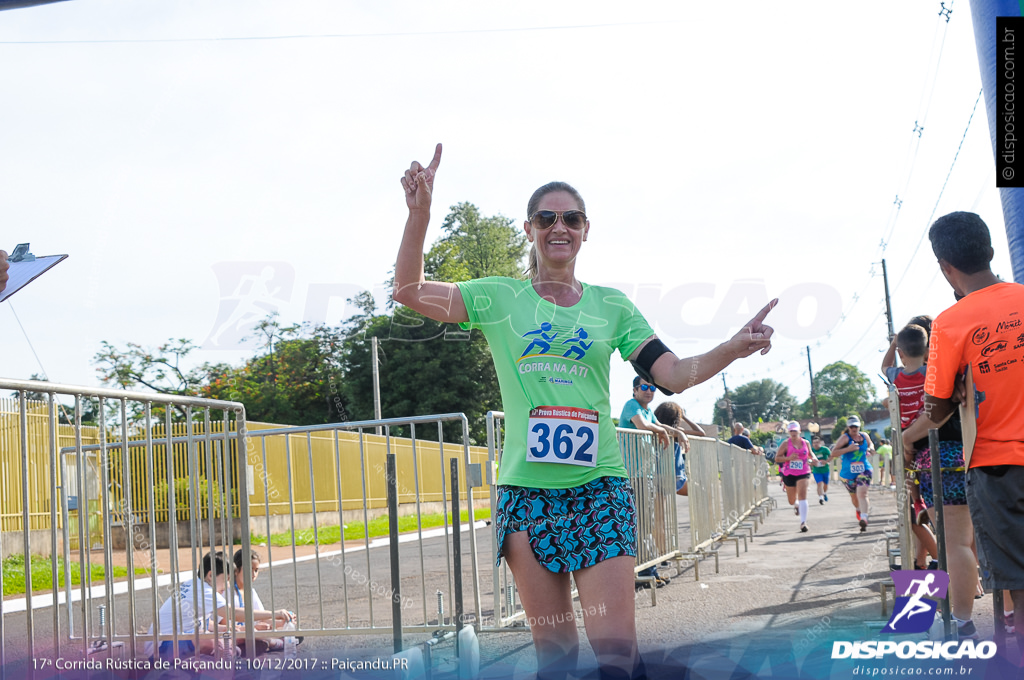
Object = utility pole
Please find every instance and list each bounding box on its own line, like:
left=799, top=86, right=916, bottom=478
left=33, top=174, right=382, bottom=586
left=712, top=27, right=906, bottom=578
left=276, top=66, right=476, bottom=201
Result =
left=721, top=373, right=734, bottom=425
left=807, top=345, right=819, bottom=421
left=882, top=258, right=895, bottom=341
left=372, top=336, right=382, bottom=436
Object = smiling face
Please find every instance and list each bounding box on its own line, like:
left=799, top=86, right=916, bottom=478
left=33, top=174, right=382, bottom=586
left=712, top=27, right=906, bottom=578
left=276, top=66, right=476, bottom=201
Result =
left=524, top=190, right=589, bottom=271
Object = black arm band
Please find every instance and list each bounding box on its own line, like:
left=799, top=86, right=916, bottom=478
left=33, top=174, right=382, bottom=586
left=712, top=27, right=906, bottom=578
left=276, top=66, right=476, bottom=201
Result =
left=630, top=338, right=674, bottom=395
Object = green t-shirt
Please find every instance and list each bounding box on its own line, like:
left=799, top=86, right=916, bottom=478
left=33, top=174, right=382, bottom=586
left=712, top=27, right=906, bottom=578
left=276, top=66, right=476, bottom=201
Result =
left=811, top=445, right=831, bottom=471
left=457, top=277, right=654, bottom=488
left=876, top=444, right=892, bottom=460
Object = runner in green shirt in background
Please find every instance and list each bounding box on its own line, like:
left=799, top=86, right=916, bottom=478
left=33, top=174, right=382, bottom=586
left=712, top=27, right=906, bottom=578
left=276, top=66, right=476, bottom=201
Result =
left=876, top=439, right=894, bottom=489
left=811, top=435, right=831, bottom=504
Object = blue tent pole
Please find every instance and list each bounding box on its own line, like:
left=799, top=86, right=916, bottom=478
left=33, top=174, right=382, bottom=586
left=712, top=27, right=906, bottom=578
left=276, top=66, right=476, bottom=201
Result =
left=970, top=0, right=1024, bottom=282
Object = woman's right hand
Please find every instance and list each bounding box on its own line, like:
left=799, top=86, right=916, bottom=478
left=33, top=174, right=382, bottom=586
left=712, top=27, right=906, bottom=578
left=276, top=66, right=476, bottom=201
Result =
left=401, top=144, right=442, bottom=212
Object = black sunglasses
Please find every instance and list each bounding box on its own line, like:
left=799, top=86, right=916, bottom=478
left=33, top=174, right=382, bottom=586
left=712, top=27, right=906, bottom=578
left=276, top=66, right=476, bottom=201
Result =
left=529, top=209, right=587, bottom=230
left=637, top=384, right=656, bottom=392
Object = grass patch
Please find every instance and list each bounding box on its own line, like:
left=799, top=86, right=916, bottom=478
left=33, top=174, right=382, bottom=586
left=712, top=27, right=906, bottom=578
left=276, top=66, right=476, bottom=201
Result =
left=252, top=507, right=491, bottom=548
left=2, top=554, right=150, bottom=596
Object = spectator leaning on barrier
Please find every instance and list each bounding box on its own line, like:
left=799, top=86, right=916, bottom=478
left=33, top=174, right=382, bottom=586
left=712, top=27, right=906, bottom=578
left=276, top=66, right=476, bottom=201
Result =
left=727, top=422, right=754, bottom=452
left=620, top=377, right=677, bottom=586
left=653, top=401, right=705, bottom=497
left=620, top=376, right=672, bottom=449
left=745, top=429, right=765, bottom=456
left=900, top=211, right=1024, bottom=650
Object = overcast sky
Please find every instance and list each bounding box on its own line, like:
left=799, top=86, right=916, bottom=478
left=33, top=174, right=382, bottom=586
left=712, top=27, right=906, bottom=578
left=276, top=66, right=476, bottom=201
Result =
left=0, top=0, right=1010, bottom=425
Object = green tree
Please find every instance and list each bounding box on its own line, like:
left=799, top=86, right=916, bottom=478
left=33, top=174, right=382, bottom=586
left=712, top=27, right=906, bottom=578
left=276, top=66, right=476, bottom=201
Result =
left=749, top=429, right=776, bottom=448
left=92, top=339, right=217, bottom=420
left=800, top=361, right=875, bottom=420
left=713, top=379, right=797, bottom=426
left=201, top=316, right=347, bottom=426
left=434, top=202, right=527, bottom=280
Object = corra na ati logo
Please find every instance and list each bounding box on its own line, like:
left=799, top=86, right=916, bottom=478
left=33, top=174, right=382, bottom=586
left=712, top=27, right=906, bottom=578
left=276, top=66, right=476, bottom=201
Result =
left=519, top=323, right=592, bottom=361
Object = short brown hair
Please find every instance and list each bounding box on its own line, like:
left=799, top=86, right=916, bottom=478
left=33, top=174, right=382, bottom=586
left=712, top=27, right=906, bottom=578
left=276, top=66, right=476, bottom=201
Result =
left=896, top=324, right=928, bottom=359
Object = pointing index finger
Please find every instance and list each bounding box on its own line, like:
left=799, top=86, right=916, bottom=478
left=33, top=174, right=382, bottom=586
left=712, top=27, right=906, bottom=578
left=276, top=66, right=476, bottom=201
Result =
left=749, top=298, right=779, bottom=326
left=427, top=143, right=442, bottom=172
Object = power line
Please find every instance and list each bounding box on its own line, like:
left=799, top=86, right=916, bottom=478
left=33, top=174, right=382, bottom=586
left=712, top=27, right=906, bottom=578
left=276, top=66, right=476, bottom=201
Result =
left=837, top=308, right=886, bottom=364
left=0, top=18, right=689, bottom=45
left=892, top=87, right=984, bottom=294
left=878, top=1, right=956, bottom=255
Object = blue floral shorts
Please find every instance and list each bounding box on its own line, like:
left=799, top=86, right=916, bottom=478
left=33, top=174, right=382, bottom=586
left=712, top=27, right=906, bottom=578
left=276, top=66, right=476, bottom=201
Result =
left=495, top=476, right=637, bottom=573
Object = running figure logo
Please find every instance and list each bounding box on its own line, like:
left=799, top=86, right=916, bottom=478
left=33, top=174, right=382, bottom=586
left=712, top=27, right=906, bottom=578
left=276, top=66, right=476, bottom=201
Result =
left=520, top=323, right=558, bottom=358
left=203, top=262, right=295, bottom=349
left=881, top=570, right=950, bottom=634
left=519, top=324, right=593, bottom=361
left=560, top=328, right=592, bottom=360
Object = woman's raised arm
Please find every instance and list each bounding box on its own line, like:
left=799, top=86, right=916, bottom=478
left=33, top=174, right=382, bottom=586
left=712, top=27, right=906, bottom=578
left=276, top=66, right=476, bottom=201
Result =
left=392, top=143, right=470, bottom=324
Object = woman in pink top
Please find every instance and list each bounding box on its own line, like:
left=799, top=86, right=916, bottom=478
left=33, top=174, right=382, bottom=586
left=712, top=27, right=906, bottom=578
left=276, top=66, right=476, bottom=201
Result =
left=775, top=421, right=813, bottom=532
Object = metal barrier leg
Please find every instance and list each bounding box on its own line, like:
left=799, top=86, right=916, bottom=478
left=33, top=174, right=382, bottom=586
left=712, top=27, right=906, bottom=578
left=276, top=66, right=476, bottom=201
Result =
left=451, top=459, right=464, bottom=656
left=388, top=453, right=403, bottom=655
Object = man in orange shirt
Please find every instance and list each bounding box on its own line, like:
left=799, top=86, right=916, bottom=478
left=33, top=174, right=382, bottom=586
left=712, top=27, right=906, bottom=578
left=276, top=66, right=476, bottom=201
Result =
left=902, top=212, right=1024, bottom=650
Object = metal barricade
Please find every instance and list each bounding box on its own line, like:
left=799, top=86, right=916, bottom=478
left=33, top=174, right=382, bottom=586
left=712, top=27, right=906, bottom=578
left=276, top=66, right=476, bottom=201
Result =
left=483, top=412, right=524, bottom=630
left=684, top=437, right=725, bottom=554
left=240, top=414, right=487, bottom=642
left=0, top=378, right=247, bottom=677
left=619, top=428, right=679, bottom=576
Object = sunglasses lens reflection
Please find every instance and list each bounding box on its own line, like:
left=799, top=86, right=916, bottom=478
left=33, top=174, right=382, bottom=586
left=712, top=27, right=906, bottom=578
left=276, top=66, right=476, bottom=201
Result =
left=533, top=211, right=557, bottom=228
left=563, top=211, right=586, bottom=229
left=531, top=210, right=586, bottom=230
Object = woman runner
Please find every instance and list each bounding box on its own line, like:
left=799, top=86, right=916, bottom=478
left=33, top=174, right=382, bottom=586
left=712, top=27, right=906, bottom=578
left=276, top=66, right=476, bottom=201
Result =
left=393, top=144, right=776, bottom=679
left=775, top=421, right=813, bottom=532
left=830, top=416, right=875, bottom=532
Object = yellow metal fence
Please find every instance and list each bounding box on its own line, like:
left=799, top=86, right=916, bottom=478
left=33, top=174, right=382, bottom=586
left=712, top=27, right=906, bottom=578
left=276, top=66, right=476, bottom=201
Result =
left=245, top=423, right=491, bottom=518
left=0, top=398, right=100, bottom=532
left=1, top=398, right=489, bottom=533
